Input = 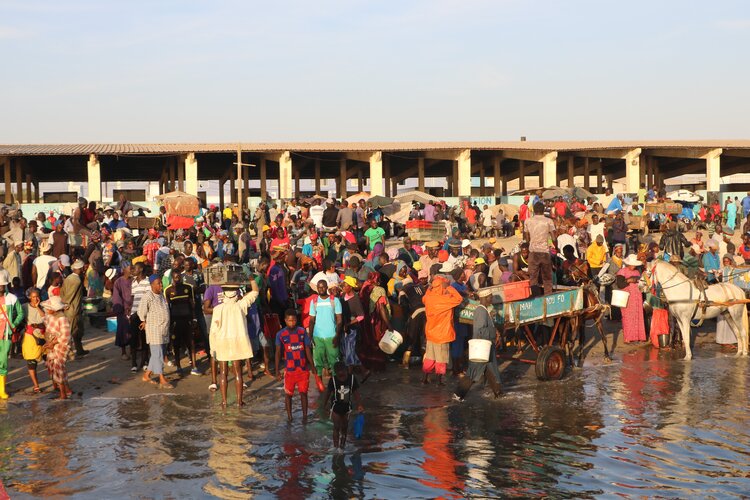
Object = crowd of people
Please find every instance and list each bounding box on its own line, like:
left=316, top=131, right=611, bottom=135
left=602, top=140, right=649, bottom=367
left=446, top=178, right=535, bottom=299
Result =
left=0, top=188, right=746, bottom=424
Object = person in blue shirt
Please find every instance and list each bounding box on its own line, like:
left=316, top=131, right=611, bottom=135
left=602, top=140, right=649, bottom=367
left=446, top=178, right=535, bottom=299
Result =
left=742, top=193, right=750, bottom=218
left=108, top=211, right=127, bottom=232
left=703, top=241, right=721, bottom=283
left=606, top=194, right=624, bottom=214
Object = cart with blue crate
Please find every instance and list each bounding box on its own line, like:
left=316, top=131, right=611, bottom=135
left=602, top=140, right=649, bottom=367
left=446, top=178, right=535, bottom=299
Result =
left=458, top=285, right=586, bottom=381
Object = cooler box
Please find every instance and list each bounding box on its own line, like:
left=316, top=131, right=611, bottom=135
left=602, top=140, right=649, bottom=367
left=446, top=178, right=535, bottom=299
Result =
left=479, top=280, right=531, bottom=304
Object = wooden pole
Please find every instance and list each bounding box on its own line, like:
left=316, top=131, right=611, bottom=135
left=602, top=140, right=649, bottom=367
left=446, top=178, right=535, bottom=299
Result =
left=34, top=181, right=40, bottom=203
left=567, top=156, right=574, bottom=188
left=493, top=157, right=502, bottom=197
left=260, top=158, right=267, bottom=200
left=314, top=160, right=321, bottom=195
left=15, top=158, right=23, bottom=203
left=3, top=159, right=10, bottom=204
left=236, top=146, right=243, bottom=214
left=26, top=174, right=31, bottom=204
left=583, top=157, right=590, bottom=190
left=339, top=159, right=347, bottom=198
left=417, top=157, right=425, bottom=192
left=519, top=160, right=526, bottom=190
left=177, top=156, right=185, bottom=192
left=479, top=162, right=485, bottom=196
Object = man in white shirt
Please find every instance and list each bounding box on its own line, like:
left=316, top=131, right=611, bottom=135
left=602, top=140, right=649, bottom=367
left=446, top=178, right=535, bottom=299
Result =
left=309, top=201, right=325, bottom=228
left=32, top=240, right=57, bottom=289
left=481, top=205, right=494, bottom=237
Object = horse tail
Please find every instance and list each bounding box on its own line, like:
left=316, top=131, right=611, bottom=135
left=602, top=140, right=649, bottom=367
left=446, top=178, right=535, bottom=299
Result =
left=743, top=304, right=749, bottom=346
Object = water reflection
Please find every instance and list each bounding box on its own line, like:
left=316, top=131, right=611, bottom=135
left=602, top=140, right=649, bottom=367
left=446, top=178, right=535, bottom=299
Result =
left=0, top=348, right=748, bottom=498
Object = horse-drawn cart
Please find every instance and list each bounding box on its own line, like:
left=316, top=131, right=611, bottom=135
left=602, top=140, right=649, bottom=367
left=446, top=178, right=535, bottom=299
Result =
left=458, top=285, right=605, bottom=381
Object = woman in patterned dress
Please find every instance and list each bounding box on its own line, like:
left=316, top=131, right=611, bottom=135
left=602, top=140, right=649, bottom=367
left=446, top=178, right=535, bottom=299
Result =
left=615, top=255, right=647, bottom=344
left=42, top=296, right=72, bottom=400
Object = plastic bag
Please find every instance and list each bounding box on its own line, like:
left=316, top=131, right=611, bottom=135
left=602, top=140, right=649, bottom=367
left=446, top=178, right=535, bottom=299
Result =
left=353, top=413, right=365, bottom=439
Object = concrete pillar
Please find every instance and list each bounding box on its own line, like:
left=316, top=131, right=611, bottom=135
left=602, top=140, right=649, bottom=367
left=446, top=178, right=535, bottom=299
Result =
left=501, top=176, right=508, bottom=196
left=34, top=181, right=39, bottom=203
left=338, top=158, right=347, bottom=198
left=639, top=153, right=648, bottom=188
left=3, top=159, right=10, bottom=204
left=706, top=149, right=722, bottom=192
left=519, top=160, right=526, bottom=190
left=229, top=168, right=237, bottom=204
left=567, top=156, right=574, bottom=187
left=185, top=152, right=198, bottom=196
left=294, top=168, right=301, bottom=197
left=357, top=168, right=364, bottom=192
left=392, top=178, right=398, bottom=196
left=26, top=174, right=31, bottom=204
left=624, top=149, right=642, bottom=193
left=417, top=157, right=425, bottom=192
left=606, top=174, right=614, bottom=190
left=15, top=158, right=23, bottom=203
left=169, top=158, right=176, bottom=192
left=650, top=158, right=658, bottom=188
left=314, top=160, right=321, bottom=195
left=479, top=162, right=485, bottom=195
left=369, top=152, right=383, bottom=196
left=177, top=156, right=185, bottom=192
left=596, top=161, right=603, bottom=192
left=244, top=169, right=249, bottom=207
left=583, top=158, right=590, bottom=189
left=218, top=177, right=225, bottom=209
left=236, top=149, right=244, bottom=213
left=493, top=157, right=502, bottom=197
left=383, top=155, right=391, bottom=197
left=541, top=152, right=558, bottom=188
left=87, top=154, right=102, bottom=202
left=457, top=149, right=471, bottom=197
left=260, top=158, right=267, bottom=200
left=279, top=151, right=293, bottom=199
left=452, top=161, right=459, bottom=195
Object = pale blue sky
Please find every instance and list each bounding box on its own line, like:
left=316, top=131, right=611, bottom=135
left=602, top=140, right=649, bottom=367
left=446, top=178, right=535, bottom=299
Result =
left=2, top=0, right=749, bottom=143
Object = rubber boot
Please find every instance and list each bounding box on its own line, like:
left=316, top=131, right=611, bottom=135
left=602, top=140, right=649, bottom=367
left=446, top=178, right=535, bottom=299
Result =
left=0, top=375, right=9, bottom=399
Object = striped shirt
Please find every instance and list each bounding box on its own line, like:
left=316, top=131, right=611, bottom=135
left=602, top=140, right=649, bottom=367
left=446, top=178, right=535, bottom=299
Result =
left=131, top=277, right=152, bottom=316
left=138, top=290, right=170, bottom=345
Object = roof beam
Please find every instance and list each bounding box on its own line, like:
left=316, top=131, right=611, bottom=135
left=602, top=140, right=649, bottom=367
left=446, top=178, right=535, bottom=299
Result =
left=498, top=150, right=554, bottom=162
left=566, top=148, right=640, bottom=160
left=647, top=148, right=721, bottom=160
left=421, top=150, right=462, bottom=161
left=722, top=149, right=750, bottom=158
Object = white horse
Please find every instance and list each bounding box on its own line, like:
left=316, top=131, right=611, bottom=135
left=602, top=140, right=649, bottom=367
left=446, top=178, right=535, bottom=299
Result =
left=640, top=260, right=749, bottom=360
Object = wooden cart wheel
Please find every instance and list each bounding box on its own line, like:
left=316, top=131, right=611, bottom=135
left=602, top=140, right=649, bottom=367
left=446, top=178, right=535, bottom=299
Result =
left=535, top=345, right=566, bottom=381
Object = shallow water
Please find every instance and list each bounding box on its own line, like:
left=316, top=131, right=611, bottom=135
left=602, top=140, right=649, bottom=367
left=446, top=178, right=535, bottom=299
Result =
left=2, top=348, right=750, bottom=498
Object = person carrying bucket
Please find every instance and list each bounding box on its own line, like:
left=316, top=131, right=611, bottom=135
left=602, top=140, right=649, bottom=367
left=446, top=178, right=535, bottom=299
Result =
left=453, top=289, right=502, bottom=402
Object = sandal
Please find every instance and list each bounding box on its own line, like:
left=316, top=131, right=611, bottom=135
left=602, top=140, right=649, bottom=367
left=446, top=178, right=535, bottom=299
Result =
left=143, top=378, right=158, bottom=386
left=32, top=386, right=42, bottom=394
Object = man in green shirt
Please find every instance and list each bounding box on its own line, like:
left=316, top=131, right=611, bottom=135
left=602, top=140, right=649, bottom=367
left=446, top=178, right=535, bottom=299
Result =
left=679, top=244, right=701, bottom=279
left=364, top=218, right=385, bottom=251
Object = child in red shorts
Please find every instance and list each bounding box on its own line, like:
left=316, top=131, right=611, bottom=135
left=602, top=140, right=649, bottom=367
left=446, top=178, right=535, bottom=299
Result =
left=275, top=309, right=316, bottom=422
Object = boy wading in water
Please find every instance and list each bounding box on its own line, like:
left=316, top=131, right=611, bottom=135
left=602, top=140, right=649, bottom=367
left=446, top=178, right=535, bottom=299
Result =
left=275, top=309, right=316, bottom=422
left=323, top=361, right=363, bottom=453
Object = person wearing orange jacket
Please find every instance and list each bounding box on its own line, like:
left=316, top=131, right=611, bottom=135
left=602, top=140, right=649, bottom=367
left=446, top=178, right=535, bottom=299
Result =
left=421, top=275, right=463, bottom=385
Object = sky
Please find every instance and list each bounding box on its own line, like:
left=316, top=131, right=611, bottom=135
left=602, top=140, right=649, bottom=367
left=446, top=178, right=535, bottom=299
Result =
left=2, top=0, right=750, bottom=143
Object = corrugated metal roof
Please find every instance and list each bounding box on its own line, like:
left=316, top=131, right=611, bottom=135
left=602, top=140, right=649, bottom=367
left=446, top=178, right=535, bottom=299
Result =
left=1, top=140, right=750, bottom=156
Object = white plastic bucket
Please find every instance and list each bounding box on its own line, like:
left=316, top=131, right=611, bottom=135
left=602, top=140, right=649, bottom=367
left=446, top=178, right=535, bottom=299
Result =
left=379, top=330, right=403, bottom=354
left=468, top=339, right=492, bottom=363
left=611, top=289, right=630, bottom=308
